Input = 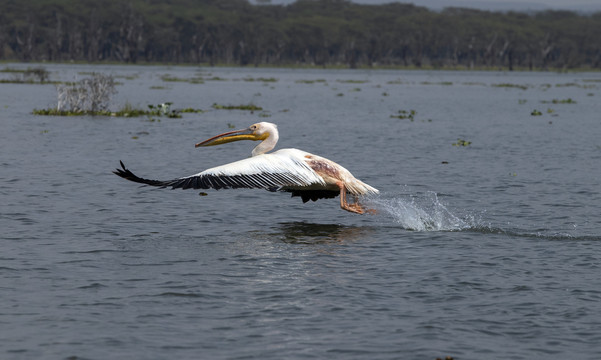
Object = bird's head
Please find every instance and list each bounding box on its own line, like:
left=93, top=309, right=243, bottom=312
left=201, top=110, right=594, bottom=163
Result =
left=195, top=122, right=276, bottom=148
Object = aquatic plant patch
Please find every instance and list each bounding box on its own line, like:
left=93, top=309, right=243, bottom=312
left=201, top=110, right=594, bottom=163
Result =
left=0, top=66, right=51, bottom=84
left=452, top=138, right=472, bottom=146
left=295, top=79, right=327, bottom=84
left=531, top=109, right=543, bottom=116
left=420, top=81, right=453, bottom=86
left=33, top=102, right=202, bottom=118
left=492, top=83, right=529, bottom=90
left=242, top=77, right=278, bottom=82
left=390, top=110, right=417, bottom=121
left=541, top=98, right=577, bottom=104
left=212, top=103, right=263, bottom=111
left=337, top=79, right=369, bottom=84
left=160, top=74, right=204, bottom=84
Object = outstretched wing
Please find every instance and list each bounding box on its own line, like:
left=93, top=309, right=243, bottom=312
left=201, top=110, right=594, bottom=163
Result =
left=113, top=149, right=327, bottom=191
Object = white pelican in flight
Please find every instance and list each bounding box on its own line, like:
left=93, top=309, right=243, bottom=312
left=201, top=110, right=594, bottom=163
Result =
left=114, top=122, right=378, bottom=214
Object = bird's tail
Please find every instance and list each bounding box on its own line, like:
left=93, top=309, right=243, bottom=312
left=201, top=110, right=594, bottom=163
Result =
left=347, top=179, right=379, bottom=196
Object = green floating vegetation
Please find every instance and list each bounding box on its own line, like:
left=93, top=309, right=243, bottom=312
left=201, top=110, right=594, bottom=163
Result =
left=0, top=66, right=52, bottom=84
left=386, top=79, right=404, bottom=85
left=531, top=109, right=543, bottom=116
left=147, top=102, right=182, bottom=118
left=160, top=74, right=204, bottom=84
left=420, top=81, right=453, bottom=86
left=0, top=79, right=56, bottom=84
left=33, top=102, right=203, bottom=118
left=555, top=82, right=579, bottom=87
left=390, top=109, right=416, bottom=121
left=160, top=75, right=184, bottom=82
left=115, top=74, right=139, bottom=80
left=518, top=99, right=527, bottom=104
left=0, top=67, right=25, bottom=73
left=180, top=107, right=204, bottom=113
left=295, top=79, right=327, bottom=84
left=452, top=138, right=472, bottom=146
left=492, top=83, right=529, bottom=90
left=556, top=82, right=595, bottom=89
left=33, top=108, right=132, bottom=117
left=242, top=77, right=278, bottom=82
left=337, top=79, right=368, bottom=84
left=212, top=103, right=263, bottom=111
left=541, top=98, right=577, bottom=104
left=462, top=82, right=486, bottom=86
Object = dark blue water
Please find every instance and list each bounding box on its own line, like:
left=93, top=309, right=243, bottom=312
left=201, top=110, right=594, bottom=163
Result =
left=1, top=64, right=600, bottom=359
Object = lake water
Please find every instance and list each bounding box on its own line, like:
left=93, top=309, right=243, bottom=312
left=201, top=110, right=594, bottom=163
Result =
left=1, top=63, right=600, bottom=359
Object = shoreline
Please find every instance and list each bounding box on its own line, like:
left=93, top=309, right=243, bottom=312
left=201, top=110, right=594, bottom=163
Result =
left=2, top=60, right=601, bottom=74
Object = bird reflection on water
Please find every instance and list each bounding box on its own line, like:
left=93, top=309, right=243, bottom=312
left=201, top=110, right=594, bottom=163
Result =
left=270, top=222, right=375, bottom=244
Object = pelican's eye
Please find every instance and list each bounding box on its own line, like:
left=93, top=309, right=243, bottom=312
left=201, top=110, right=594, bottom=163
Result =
left=250, top=125, right=257, bottom=131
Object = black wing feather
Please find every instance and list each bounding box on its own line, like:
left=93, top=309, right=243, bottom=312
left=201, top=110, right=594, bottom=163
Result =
left=114, top=161, right=292, bottom=191
left=114, top=161, right=263, bottom=190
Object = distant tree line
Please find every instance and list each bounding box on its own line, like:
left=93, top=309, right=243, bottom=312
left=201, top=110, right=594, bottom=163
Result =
left=1, top=0, right=600, bottom=70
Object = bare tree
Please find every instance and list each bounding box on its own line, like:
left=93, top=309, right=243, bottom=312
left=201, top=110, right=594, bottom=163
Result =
left=56, top=73, right=116, bottom=112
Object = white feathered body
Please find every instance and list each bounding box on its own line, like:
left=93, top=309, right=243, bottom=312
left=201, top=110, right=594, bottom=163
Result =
left=196, top=148, right=379, bottom=196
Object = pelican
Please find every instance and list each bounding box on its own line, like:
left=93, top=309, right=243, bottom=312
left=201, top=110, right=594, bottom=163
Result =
left=114, top=122, right=378, bottom=214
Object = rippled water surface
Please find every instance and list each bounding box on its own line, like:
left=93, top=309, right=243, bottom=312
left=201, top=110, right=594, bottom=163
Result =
left=1, top=64, right=601, bottom=359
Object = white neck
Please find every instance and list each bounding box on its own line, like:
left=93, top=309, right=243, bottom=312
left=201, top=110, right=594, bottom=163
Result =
left=252, top=128, right=279, bottom=156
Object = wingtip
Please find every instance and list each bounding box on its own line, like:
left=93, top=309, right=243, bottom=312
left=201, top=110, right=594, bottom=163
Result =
left=113, top=160, right=128, bottom=176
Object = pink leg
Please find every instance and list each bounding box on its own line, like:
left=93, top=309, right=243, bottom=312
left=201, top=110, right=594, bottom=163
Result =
left=337, top=182, right=365, bottom=214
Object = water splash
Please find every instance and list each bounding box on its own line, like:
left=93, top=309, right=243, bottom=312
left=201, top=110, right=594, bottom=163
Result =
left=371, top=191, right=473, bottom=231
left=370, top=192, right=600, bottom=240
